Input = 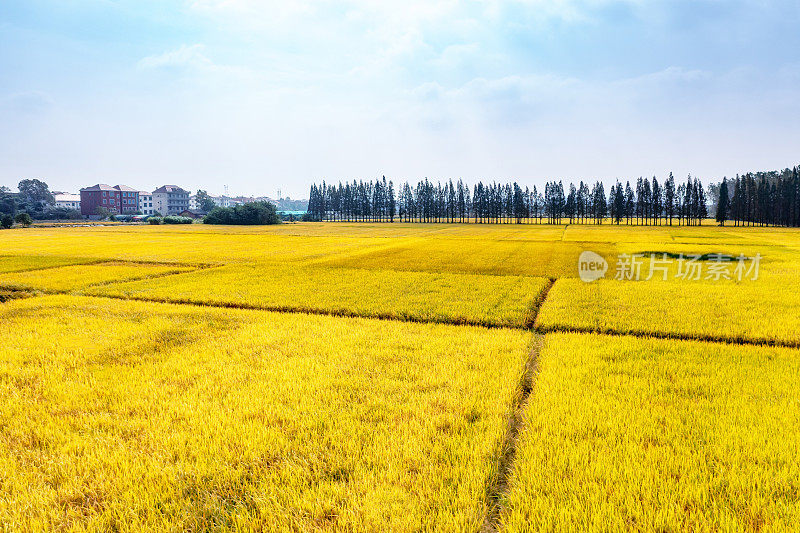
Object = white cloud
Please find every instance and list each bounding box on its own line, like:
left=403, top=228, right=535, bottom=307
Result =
left=137, top=44, right=213, bottom=70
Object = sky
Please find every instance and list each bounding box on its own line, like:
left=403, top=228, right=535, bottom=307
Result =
left=1, top=1, right=799, bottom=199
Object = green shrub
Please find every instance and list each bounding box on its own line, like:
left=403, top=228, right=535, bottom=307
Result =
left=163, top=216, right=194, bottom=224
left=204, top=201, right=280, bottom=225
left=0, top=214, right=12, bottom=229
left=14, top=213, right=33, bottom=227
left=148, top=217, right=162, bottom=225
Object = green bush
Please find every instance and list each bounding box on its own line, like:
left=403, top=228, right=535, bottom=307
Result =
left=43, top=207, right=82, bottom=220
left=148, top=217, right=162, bottom=225
left=0, top=214, right=12, bottom=229
left=14, top=212, right=33, bottom=227
left=163, top=215, right=194, bottom=224
left=204, top=201, right=280, bottom=225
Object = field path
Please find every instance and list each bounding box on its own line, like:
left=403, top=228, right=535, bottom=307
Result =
left=481, top=335, right=544, bottom=532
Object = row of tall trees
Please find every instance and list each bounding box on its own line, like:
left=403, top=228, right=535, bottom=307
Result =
left=307, top=174, right=710, bottom=225
left=308, top=177, right=397, bottom=222
left=716, top=167, right=800, bottom=227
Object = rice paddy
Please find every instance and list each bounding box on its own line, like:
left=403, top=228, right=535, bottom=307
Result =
left=1, top=222, right=798, bottom=530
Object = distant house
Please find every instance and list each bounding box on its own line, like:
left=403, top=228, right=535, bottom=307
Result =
left=179, top=209, right=207, bottom=219
left=211, top=195, right=239, bottom=208
left=80, top=184, right=139, bottom=216
left=152, top=185, right=190, bottom=215
left=54, top=193, right=81, bottom=210
left=139, top=191, right=154, bottom=215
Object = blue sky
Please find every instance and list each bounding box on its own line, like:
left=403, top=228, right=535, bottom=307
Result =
left=1, top=0, right=798, bottom=198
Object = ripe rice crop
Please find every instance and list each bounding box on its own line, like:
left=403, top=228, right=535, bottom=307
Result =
left=0, top=262, right=193, bottom=292
left=0, top=226, right=391, bottom=265
left=501, top=332, right=800, bottom=531
left=537, top=277, right=800, bottom=345
left=0, top=255, right=98, bottom=274
left=0, top=295, right=532, bottom=530
left=2, top=222, right=800, bottom=530
left=89, top=264, right=551, bottom=327
left=316, top=237, right=618, bottom=278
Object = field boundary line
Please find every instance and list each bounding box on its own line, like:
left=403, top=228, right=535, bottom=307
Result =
left=523, top=278, right=556, bottom=329
left=534, top=323, right=800, bottom=349
left=78, top=293, right=528, bottom=329
left=0, top=289, right=35, bottom=303
left=0, top=263, right=215, bottom=294
left=12, top=290, right=526, bottom=330
left=0, top=255, right=218, bottom=274
left=481, top=278, right=554, bottom=532
left=481, top=334, right=544, bottom=533
left=0, top=257, right=108, bottom=274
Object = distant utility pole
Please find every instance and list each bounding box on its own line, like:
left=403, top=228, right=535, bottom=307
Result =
left=278, top=188, right=281, bottom=200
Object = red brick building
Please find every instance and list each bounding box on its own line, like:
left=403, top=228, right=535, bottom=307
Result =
left=80, top=184, right=140, bottom=216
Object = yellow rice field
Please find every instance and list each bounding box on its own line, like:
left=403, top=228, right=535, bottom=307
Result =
left=88, top=264, right=550, bottom=327
left=501, top=333, right=800, bottom=531
left=1, top=222, right=799, bottom=530
left=0, top=255, right=99, bottom=274
left=0, top=262, right=194, bottom=292
left=0, top=295, right=530, bottom=530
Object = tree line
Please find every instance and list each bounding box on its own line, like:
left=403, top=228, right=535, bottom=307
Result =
left=307, top=173, right=712, bottom=225
left=715, top=167, right=800, bottom=226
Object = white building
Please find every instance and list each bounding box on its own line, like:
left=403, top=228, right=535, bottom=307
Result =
left=212, top=195, right=247, bottom=207
left=54, top=193, right=81, bottom=210
left=139, top=191, right=154, bottom=215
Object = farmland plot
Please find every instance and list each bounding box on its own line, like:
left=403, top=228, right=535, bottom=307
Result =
left=89, top=264, right=552, bottom=327
left=0, top=295, right=531, bottom=531
left=0, top=261, right=194, bottom=292
left=501, top=333, right=800, bottom=531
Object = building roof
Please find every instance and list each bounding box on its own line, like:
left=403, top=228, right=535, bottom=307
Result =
left=153, top=185, right=188, bottom=194
left=80, top=184, right=116, bottom=192
left=80, top=184, right=138, bottom=192
left=55, top=193, right=81, bottom=202
left=138, top=191, right=152, bottom=196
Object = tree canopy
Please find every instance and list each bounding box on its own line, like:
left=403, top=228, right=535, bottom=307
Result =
left=204, top=201, right=280, bottom=225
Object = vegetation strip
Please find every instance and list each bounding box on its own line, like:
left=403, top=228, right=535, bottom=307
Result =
left=481, top=335, right=544, bottom=533
left=534, top=323, right=800, bottom=349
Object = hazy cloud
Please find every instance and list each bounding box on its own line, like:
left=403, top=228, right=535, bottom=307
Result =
left=138, top=44, right=213, bottom=70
